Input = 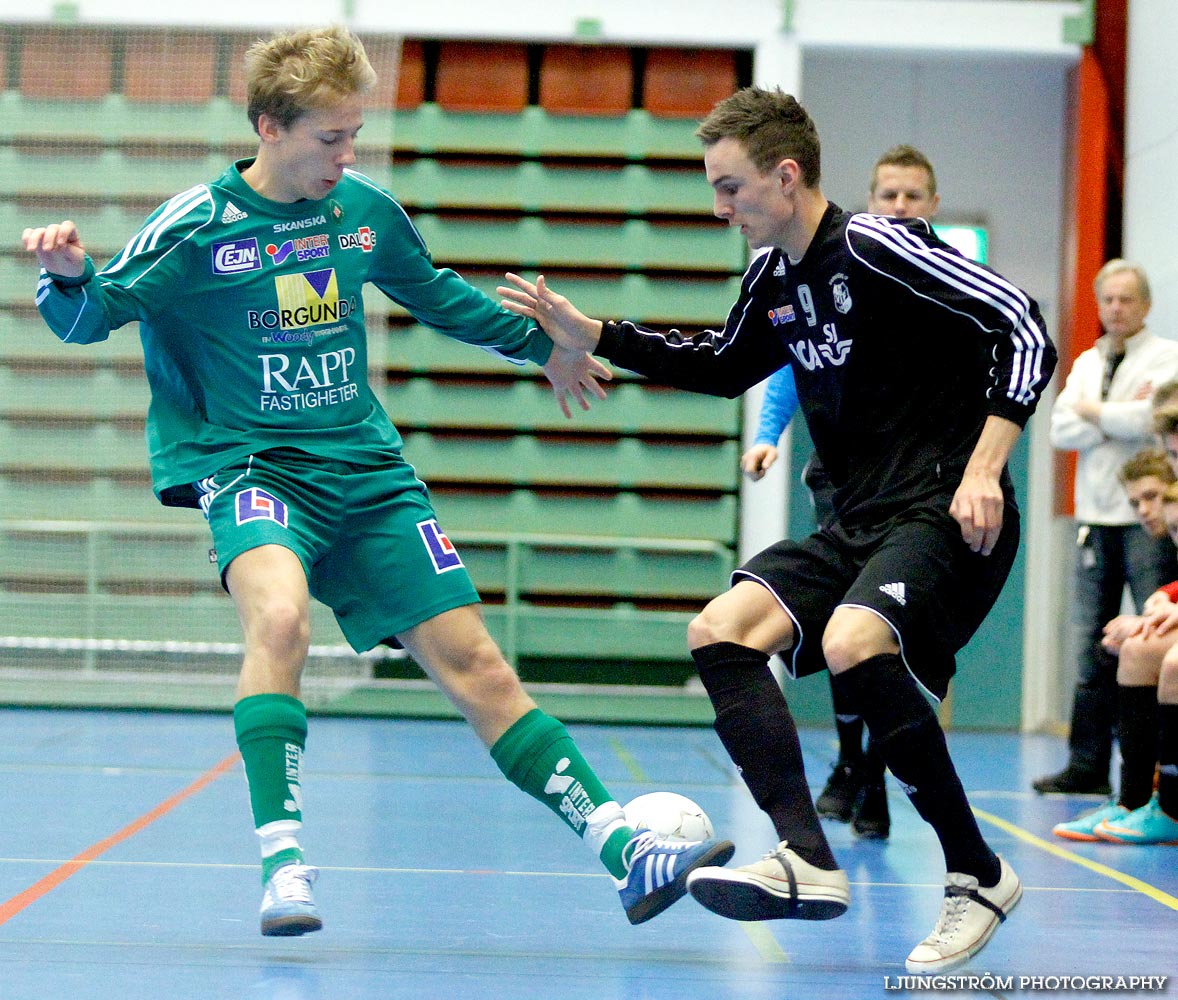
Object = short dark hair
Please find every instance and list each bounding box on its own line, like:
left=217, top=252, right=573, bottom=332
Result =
left=695, top=87, right=821, bottom=186
left=871, top=144, right=937, bottom=197
left=1120, top=448, right=1176, bottom=485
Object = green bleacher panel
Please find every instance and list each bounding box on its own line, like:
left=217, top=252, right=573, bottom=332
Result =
left=382, top=273, right=742, bottom=327
left=380, top=377, right=738, bottom=436
left=0, top=365, right=149, bottom=417
left=0, top=526, right=213, bottom=589
left=0, top=145, right=226, bottom=202
left=458, top=539, right=731, bottom=601
left=427, top=488, right=737, bottom=544
left=0, top=312, right=146, bottom=364
left=0, top=418, right=147, bottom=472
left=482, top=604, right=693, bottom=661
left=0, top=474, right=185, bottom=522
left=391, top=104, right=705, bottom=162
left=388, top=159, right=715, bottom=217
left=0, top=591, right=348, bottom=647
left=0, top=93, right=255, bottom=148
left=401, top=433, right=737, bottom=490
left=410, top=215, right=744, bottom=272
left=378, top=323, right=720, bottom=381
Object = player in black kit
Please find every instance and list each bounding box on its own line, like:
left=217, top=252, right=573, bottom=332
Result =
left=500, top=86, right=1056, bottom=974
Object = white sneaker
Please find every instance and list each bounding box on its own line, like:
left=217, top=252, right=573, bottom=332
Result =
left=906, top=857, right=1021, bottom=973
left=260, top=862, right=323, bottom=937
left=686, top=840, right=849, bottom=921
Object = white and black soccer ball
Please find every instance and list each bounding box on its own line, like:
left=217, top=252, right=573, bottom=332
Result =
left=623, top=791, right=713, bottom=841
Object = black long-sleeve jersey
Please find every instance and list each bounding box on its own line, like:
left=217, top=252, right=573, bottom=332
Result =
left=597, top=202, right=1057, bottom=528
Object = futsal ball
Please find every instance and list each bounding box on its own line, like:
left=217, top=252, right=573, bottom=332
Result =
left=624, top=791, right=714, bottom=841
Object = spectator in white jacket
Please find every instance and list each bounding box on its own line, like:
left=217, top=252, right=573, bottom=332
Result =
left=1035, top=259, right=1178, bottom=794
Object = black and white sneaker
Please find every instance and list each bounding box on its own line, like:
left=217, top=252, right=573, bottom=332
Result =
left=906, top=857, right=1021, bottom=973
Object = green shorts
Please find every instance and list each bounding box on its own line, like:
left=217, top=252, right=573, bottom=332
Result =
left=198, top=448, right=480, bottom=652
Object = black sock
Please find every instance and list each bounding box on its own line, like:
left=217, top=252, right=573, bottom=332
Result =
left=1159, top=703, right=1178, bottom=816
left=693, top=641, right=838, bottom=870
left=832, top=653, right=999, bottom=886
left=829, top=673, right=865, bottom=765
left=860, top=737, right=886, bottom=784
left=1117, top=684, right=1158, bottom=810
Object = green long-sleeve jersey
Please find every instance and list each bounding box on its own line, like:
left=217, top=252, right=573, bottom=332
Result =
left=34, top=158, right=553, bottom=505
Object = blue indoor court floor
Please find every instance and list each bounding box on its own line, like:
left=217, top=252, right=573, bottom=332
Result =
left=0, top=708, right=1173, bottom=1000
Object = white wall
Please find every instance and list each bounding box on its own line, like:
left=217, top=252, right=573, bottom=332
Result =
left=1124, top=0, right=1178, bottom=344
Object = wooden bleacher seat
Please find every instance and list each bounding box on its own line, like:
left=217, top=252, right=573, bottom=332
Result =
left=121, top=32, right=218, bottom=104
left=18, top=28, right=115, bottom=100
left=643, top=48, right=738, bottom=118
left=394, top=39, right=425, bottom=110
left=539, top=45, right=632, bottom=116
left=435, top=42, right=528, bottom=113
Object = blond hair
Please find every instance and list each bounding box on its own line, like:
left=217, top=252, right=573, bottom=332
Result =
left=245, top=25, right=376, bottom=132
left=1094, top=258, right=1151, bottom=304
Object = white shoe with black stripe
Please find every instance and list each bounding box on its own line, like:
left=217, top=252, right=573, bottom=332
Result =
left=686, top=841, right=849, bottom=921
left=905, top=856, right=1021, bottom=973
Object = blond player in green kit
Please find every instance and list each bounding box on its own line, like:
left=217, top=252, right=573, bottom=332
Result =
left=21, top=24, right=732, bottom=936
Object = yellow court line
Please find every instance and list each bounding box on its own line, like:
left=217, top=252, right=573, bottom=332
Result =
left=972, top=806, right=1178, bottom=912
left=741, top=922, right=790, bottom=963
left=607, top=736, right=650, bottom=784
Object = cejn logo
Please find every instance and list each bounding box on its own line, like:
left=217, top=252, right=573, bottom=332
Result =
left=211, top=238, right=261, bottom=275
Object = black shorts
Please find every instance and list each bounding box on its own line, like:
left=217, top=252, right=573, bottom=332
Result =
left=735, top=497, right=1020, bottom=701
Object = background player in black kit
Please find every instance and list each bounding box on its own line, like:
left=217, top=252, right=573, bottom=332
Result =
left=500, top=86, right=1057, bottom=974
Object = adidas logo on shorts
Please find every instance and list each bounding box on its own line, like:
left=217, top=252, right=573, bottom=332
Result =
left=879, top=582, right=907, bottom=606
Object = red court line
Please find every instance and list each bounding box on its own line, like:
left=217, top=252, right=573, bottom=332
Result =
left=0, top=751, right=241, bottom=927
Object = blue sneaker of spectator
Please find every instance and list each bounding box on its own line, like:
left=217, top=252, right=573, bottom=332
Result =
left=616, top=830, right=735, bottom=924
left=260, top=862, right=323, bottom=936
left=1052, top=800, right=1129, bottom=842
left=1094, top=795, right=1178, bottom=845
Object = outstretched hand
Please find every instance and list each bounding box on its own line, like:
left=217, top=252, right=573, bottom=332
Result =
left=21, top=220, right=87, bottom=277
left=499, top=273, right=604, bottom=353
left=543, top=345, right=612, bottom=419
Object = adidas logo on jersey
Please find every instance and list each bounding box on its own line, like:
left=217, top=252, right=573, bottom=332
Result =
left=773, top=259, right=787, bottom=277
left=879, top=582, right=907, bottom=606
left=221, top=201, right=248, bottom=224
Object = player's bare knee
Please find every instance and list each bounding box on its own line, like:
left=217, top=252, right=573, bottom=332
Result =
left=1159, top=651, right=1178, bottom=703
left=687, top=603, right=739, bottom=650
left=461, top=638, right=524, bottom=702
left=250, top=597, right=310, bottom=661
left=822, top=613, right=897, bottom=674
left=1116, top=637, right=1153, bottom=685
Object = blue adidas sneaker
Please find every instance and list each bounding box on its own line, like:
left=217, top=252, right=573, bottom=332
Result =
left=616, top=830, right=735, bottom=924
left=260, top=862, right=323, bottom=936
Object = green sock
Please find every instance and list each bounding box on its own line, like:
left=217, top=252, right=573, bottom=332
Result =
left=491, top=708, right=633, bottom=879
left=234, top=693, right=308, bottom=883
